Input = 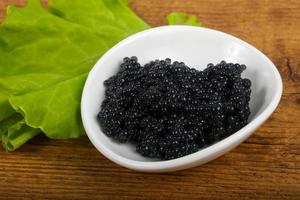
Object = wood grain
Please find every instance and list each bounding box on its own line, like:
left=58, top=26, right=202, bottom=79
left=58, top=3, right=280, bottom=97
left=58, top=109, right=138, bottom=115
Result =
left=0, top=0, right=300, bottom=199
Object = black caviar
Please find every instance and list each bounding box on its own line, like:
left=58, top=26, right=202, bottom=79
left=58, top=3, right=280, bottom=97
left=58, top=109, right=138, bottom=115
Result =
left=98, top=57, right=251, bottom=160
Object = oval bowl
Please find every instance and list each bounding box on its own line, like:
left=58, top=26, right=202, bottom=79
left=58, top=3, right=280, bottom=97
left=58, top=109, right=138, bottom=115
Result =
left=81, top=26, right=282, bottom=172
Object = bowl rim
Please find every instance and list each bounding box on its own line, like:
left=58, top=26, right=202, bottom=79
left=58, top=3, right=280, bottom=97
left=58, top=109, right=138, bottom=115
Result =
left=81, top=25, right=283, bottom=171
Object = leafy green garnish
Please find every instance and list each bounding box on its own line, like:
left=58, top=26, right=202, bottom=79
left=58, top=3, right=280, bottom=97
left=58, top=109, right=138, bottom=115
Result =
left=2, top=120, right=40, bottom=151
left=167, top=12, right=204, bottom=27
left=0, top=0, right=203, bottom=150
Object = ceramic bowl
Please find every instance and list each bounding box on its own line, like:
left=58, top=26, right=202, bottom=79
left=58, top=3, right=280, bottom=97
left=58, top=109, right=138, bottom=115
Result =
left=81, top=26, right=282, bottom=172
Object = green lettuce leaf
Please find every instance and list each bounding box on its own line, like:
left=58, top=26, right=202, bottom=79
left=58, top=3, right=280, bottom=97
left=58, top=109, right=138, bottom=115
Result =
left=2, top=119, right=40, bottom=151
left=0, top=0, right=149, bottom=150
left=48, top=0, right=150, bottom=35
left=167, top=12, right=204, bottom=27
left=0, top=113, right=22, bottom=138
left=0, top=0, right=203, bottom=150
left=9, top=73, right=88, bottom=139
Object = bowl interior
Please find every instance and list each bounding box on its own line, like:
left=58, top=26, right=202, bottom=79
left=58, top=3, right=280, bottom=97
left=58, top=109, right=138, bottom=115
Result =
left=82, top=26, right=281, bottom=162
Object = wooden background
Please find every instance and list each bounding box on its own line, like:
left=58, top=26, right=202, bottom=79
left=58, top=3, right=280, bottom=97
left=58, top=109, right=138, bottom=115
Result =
left=0, top=0, right=299, bottom=199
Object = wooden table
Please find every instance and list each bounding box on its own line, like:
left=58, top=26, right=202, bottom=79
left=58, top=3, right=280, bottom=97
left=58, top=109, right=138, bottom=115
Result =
left=0, top=0, right=299, bottom=199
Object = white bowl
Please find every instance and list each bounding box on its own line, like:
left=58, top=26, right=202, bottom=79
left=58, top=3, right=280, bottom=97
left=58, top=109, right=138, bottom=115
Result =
left=81, top=26, right=282, bottom=172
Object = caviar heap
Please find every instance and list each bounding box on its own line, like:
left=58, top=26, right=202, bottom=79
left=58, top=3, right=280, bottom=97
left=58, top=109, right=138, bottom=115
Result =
left=98, top=57, right=251, bottom=160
